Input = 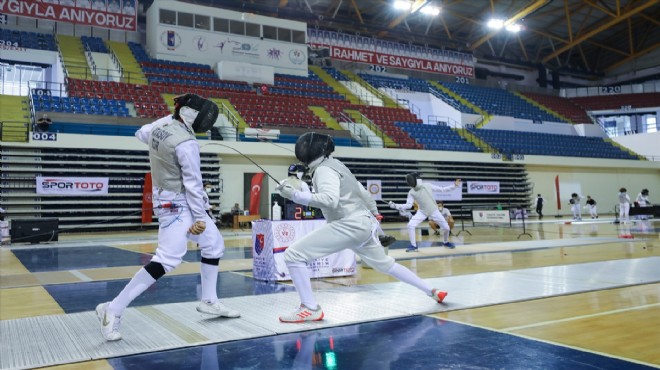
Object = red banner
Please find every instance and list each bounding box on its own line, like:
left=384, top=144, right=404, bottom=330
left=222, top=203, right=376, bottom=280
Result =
left=249, top=173, right=265, bottom=216
left=555, top=175, right=561, bottom=210
left=322, top=45, right=474, bottom=78
left=141, top=172, right=152, bottom=224
left=0, top=1, right=137, bottom=32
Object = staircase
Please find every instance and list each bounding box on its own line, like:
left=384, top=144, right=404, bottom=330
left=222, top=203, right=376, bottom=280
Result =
left=514, top=92, right=571, bottom=124
left=0, top=95, right=30, bottom=142
left=605, top=139, right=646, bottom=160
left=341, top=70, right=399, bottom=108
left=106, top=41, right=149, bottom=85
left=309, top=66, right=361, bottom=105
left=57, top=35, right=91, bottom=80
left=308, top=106, right=343, bottom=131
left=429, top=81, right=492, bottom=127
left=344, top=109, right=397, bottom=147
left=454, top=128, right=499, bottom=155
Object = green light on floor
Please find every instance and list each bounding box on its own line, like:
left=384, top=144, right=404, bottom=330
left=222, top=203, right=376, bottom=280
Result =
left=324, top=351, right=337, bottom=369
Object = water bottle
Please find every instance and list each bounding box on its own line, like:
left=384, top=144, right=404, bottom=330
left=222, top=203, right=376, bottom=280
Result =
left=272, top=201, right=282, bottom=221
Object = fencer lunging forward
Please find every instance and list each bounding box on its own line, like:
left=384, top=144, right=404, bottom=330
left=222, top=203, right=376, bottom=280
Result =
left=95, top=94, right=239, bottom=341
left=389, top=173, right=461, bottom=251
left=276, top=132, right=448, bottom=323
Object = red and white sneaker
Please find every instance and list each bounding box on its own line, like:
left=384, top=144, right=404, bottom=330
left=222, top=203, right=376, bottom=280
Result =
left=279, top=304, right=324, bottom=323
left=432, top=289, right=448, bottom=303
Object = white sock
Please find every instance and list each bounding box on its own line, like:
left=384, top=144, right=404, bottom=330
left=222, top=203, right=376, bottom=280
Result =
left=287, top=262, right=318, bottom=309
left=386, top=263, right=432, bottom=295
left=109, top=268, right=156, bottom=316
left=200, top=262, right=219, bottom=303
left=443, top=229, right=450, bottom=243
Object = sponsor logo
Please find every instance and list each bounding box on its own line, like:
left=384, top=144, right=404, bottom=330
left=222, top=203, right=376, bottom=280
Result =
left=368, top=183, right=380, bottom=195
left=254, top=233, right=264, bottom=255
left=274, top=223, right=295, bottom=244
left=193, top=35, right=207, bottom=51
left=469, top=183, right=499, bottom=192
left=289, top=49, right=305, bottom=64
left=160, top=31, right=181, bottom=50
left=267, top=48, right=281, bottom=60
left=332, top=267, right=356, bottom=273
left=41, top=178, right=104, bottom=191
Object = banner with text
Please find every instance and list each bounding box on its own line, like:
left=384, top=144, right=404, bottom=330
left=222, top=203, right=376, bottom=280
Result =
left=472, top=210, right=510, bottom=223
left=252, top=219, right=356, bottom=281
left=430, top=181, right=463, bottom=201
left=467, top=181, right=500, bottom=194
left=36, top=176, right=109, bottom=195
left=0, top=1, right=137, bottom=32
left=326, top=45, right=474, bottom=78
left=366, top=180, right=382, bottom=201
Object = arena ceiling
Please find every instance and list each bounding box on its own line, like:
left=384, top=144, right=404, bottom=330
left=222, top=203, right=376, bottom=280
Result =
left=144, top=0, right=660, bottom=76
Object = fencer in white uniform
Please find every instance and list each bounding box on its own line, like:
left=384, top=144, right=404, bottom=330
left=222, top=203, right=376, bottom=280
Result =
left=569, top=193, right=582, bottom=221
left=276, top=132, right=448, bottom=323
left=618, top=188, right=631, bottom=223
left=389, top=173, right=461, bottom=251
left=585, top=196, right=598, bottom=219
left=635, top=189, right=652, bottom=220
left=95, top=94, right=239, bottom=341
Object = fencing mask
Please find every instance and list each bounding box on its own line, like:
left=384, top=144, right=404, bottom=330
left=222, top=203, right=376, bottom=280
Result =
left=295, top=132, right=335, bottom=165
left=173, top=94, right=219, bottom=133
left=406, top=172, right=420, bottom=188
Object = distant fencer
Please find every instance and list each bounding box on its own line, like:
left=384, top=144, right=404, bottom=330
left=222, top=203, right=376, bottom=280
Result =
left=276, top=132, right=448, bottom=323
left=618, top=187, right=631, bottom=223
left=635, top=189, right=652, bottom=220
left=569, top=193, right=582, bottom=221
left=389, top=173, right=461, bottom=251
left=585, top=195, right=598, bottom=219
left=95, top=94, right=239, bottom=341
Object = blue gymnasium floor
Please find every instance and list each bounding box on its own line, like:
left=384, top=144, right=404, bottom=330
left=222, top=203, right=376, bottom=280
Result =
left=108, top=316, right=655, bottom=370
left=3, top=220, right=660, bottom=369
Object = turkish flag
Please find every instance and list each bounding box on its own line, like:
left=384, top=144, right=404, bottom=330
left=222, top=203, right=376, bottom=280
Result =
left=249, top=173, right=265, bottom=216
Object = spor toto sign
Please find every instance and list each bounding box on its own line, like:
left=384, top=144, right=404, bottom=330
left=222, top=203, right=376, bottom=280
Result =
left=467, top=181, right=500, bottom=194
left=36, top=176, right=109, bottom=195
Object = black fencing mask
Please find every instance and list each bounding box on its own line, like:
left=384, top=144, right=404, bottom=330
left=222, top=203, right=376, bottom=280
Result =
left=406, top=173, right=419, bottom=188
left=295, top=132, right=335, bottom=165
left=173, top=94, right=219, bottom=133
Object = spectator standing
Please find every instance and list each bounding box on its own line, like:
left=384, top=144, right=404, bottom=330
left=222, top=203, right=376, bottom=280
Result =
left=535, top=194, right=544, bottom=219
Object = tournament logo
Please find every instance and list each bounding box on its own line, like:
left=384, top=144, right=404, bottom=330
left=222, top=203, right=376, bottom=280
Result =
left=254, top=233, right=265, bottom=255
left=193, top=36, right=208, bottom=52
left=274, top=223, right=296, bottom=244
left=368, top=183, right=380, bottom=195
left=289, top=49, right=305, bottom=64
left=160, top=31, right=181, bottom=50
left=267, top=48, right=282, bottom=60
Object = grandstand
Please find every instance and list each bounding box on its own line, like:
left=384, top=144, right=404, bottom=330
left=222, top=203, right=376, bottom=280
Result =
left=0, top=1, right=658, bottom=369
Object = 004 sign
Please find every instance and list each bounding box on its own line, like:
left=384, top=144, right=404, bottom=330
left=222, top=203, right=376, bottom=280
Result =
left=32, top=132, right=57, bottom=141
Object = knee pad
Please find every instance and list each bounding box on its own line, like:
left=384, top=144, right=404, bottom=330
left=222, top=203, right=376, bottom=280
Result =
left=144, top=261, right=167, bottom=280
left=201, top=257, right=219, bottom=266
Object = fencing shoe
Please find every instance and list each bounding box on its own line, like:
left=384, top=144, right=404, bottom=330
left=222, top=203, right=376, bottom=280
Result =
left=197, top=301, right=241, bottom=318
left=279, top=304, right=324, bottom=323
left=432, top=289, right=448, bottom=303
left=443, top=242, right=456, bottom=249
left=96, top=302, right=122, bottom=341
left=378, top=235, right=396, bottom=247
left=405, top=245, right=419, bottom=252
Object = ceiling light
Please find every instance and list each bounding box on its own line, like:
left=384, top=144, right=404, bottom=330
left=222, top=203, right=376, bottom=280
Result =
left=420, top=5, right=440, bottom=16
left=487, top=19, right=504, bottom=29
left=506, top=24, right=521, bottom=33
left=393, top=1, right=412, bottom=11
